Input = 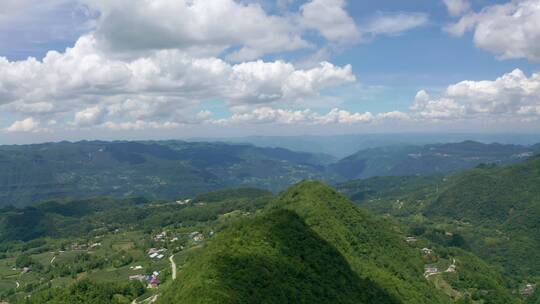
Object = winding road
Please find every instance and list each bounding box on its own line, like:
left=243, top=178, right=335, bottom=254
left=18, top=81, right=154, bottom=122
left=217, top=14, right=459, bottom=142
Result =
left=169, top=254, right=177, bottom=280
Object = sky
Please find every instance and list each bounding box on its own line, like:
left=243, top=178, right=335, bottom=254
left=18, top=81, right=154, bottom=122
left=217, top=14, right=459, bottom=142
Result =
left=0, top=0, right=539, bottom=143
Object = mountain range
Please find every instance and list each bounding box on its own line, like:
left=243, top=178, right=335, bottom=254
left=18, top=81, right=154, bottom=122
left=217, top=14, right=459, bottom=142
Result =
left=0, top=140, right=538, bottom=207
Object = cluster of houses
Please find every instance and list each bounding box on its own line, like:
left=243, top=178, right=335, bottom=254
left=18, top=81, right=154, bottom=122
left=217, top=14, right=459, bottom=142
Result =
left=147, top=248, right=166, bottom=260
left=129, top=271, right=161, bottom=288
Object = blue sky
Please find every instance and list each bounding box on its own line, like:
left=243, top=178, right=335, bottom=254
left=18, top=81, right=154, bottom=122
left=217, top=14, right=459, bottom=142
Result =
left=0, top=0, right=539, bottom=142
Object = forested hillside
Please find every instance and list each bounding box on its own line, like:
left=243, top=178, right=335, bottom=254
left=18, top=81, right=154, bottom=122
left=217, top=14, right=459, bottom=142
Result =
left=0, top=180, right=528, bottom=303
left=0, top=141, right=334, bottom=206
left=339, top=155, right=540, bottom=288
left=160, top=181, right=520, bottom=303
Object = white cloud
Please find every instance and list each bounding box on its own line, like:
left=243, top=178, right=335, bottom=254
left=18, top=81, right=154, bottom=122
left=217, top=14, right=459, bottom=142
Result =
left=84, top=0, right=311, bottom=61
left=316, top=108, right=374, bottom=124
left=300, top=0, right=360, bottom=44
left=362, top=12, right=429, bottom=37
left=412, top=69, right=540, bottom=121
left=221, top=107, right=382, bottom=125
left=443, top=0, right=470, bottom=17
left=0, top=34, right=355, bottom=129
left=376, top=111, right=411, bottom=121
left=5, top=117, right=40, bottom=132
left=445, top=0, right=540, bottom=62
left=9, top=102, right=55, bottom=114
left=101, top=120, right=180, bottom=131
left=73, top=106, right=104, bottom=127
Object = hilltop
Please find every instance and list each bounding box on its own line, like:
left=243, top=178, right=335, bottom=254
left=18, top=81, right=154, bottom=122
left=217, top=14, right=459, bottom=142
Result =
left=161, top=181, right=453, bottom=303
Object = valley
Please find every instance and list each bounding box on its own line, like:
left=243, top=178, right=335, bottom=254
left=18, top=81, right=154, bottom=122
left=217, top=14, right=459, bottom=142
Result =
left=0, top=140, right=538, bottom=303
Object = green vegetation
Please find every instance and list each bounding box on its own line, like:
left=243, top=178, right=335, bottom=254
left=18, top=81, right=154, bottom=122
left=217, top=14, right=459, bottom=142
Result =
left=0, top=187, right=275, bottom=303
left=161, top=181, right=452, bottom=304
left=339, top=154, right=540, bottom=299
left=0, top=148, right=539, bottom=304
left=0, top=141, right=335, bottom=207
left=1, top=140, right=537, bottom=208
left=16, top=279, right=146, bottom=304
left=160, top=209, right=400, bottom=304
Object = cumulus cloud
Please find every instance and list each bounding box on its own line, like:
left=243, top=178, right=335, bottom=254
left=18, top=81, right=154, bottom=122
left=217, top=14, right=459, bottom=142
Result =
left=0, top=34, right=355, bottom=129
left=300, top=0, right=360, bottom=44
left=73, top=106, right=105, bottom=127
left=411, top=69, right=540, bottom=121
left=5, top=117, right=40, bottom=132
left=445, top=0, right=540, bottom=62
left=84, top=0, right=312, bottom=61
left=442, top=0, right=470, bottom=17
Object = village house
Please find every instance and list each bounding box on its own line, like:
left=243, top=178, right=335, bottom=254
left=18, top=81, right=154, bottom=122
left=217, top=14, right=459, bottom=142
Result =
left=176, top=199, right=192, bottom=205
left=147, top=248, right=159, bottom=255
left=148, top=248, right=167, bottom=259
left=129, top=275, right=145, bottom=282
left=190, top=231, right=204, bottom=242
left=521, top=283, right=536, bottom=296
left=71, top=243, right=87, bottom=250
left=424, top=266, right=439, bottom=277
left=421, top=248, right=434, bottom=255
left=130, top=265, right=143, bottom=270
left=405, top=236, right=417, bottom=243
left=148, top=276, right=160, bottom=289
left=154, top=231, right=167, bottom=241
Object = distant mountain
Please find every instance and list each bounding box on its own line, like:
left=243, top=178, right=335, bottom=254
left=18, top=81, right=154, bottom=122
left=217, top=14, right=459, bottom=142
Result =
left=330, top=141, right=539, bottom=180
left=0, top=141, right=335, bottom=206
left=191, top=134, right=540, bottom=158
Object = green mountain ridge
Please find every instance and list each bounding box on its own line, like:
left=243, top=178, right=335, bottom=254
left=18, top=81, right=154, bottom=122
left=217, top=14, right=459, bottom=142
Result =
left=160, top=181, right=452, bottom=304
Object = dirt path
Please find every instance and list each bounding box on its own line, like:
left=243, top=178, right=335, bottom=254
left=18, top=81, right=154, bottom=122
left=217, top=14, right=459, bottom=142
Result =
left=169, top=254, right=177, bottom=280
